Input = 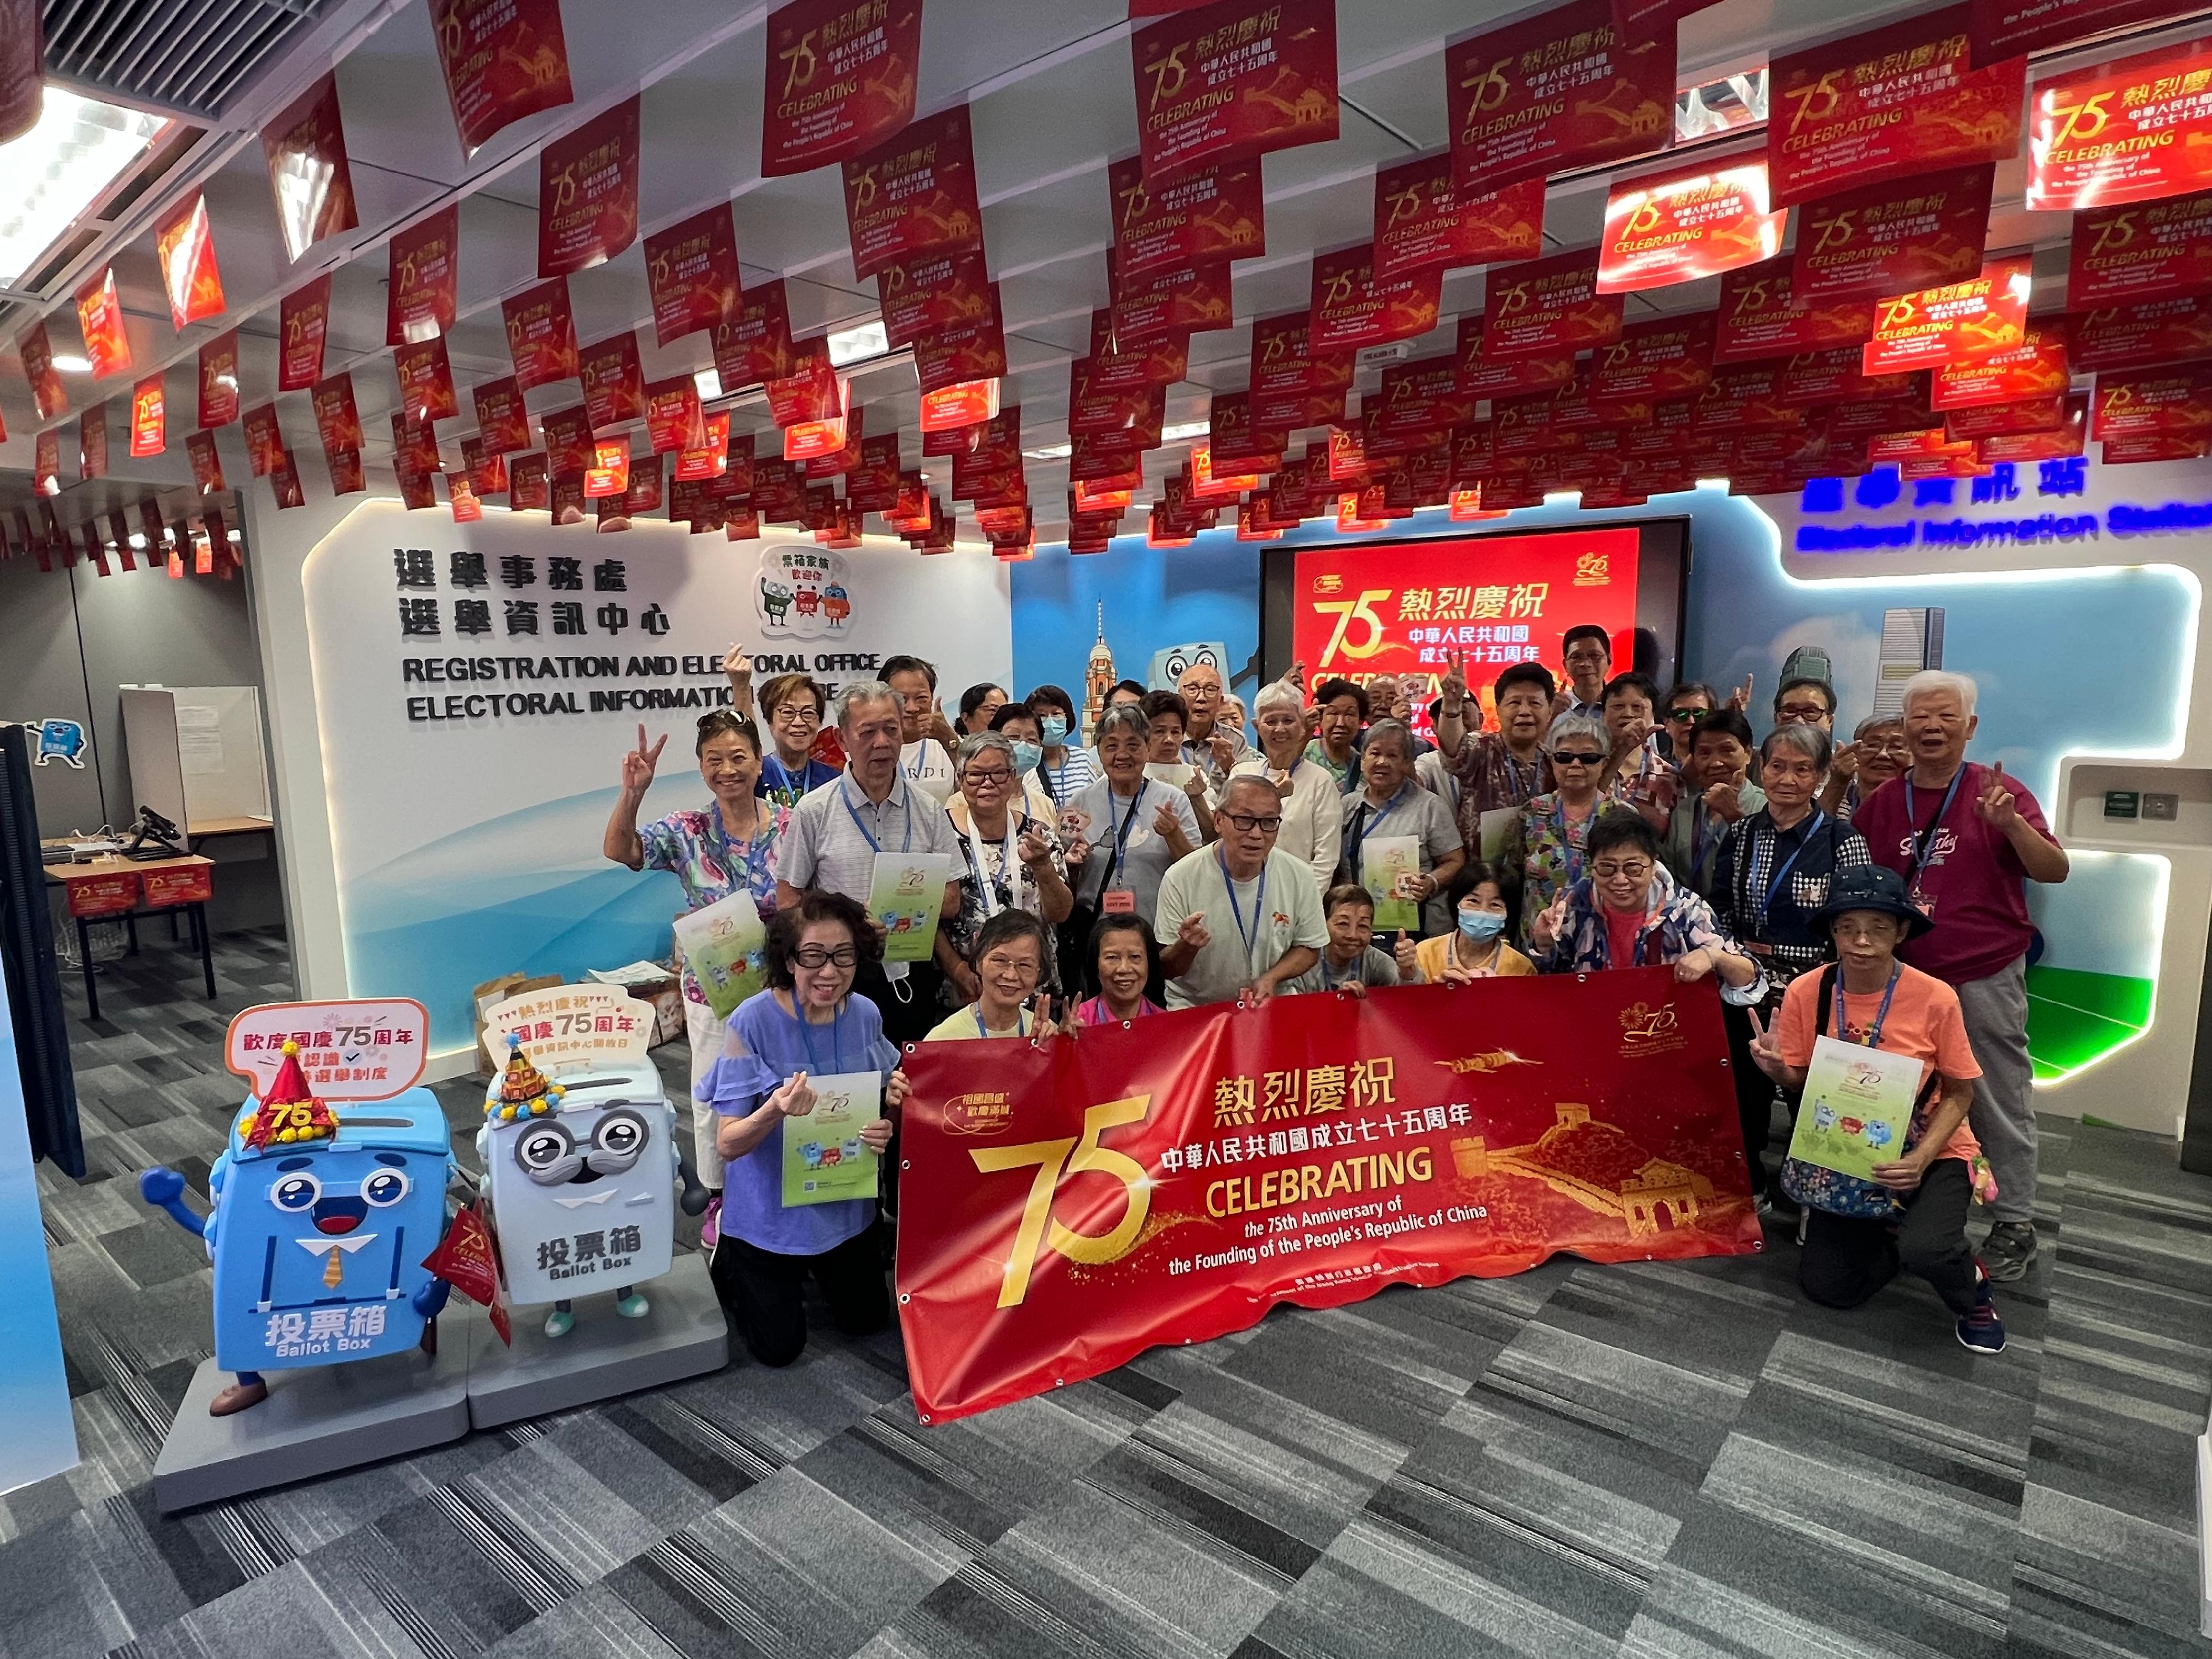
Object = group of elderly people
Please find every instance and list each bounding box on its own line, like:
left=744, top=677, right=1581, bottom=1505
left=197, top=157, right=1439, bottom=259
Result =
left=604, top=634, right=2061, bottom=1367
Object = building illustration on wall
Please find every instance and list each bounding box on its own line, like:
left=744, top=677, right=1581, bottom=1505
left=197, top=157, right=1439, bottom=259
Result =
left=1082, top=602, right=1115, bottom=736
left=1872, top=608, right=1945, bottom=718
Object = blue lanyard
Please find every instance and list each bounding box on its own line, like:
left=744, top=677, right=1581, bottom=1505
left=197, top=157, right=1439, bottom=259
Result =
left=795, top=1000, right=847, bottom=1076
left=973, top=1006, right=1025, bottom=1039
left=840, top=780, right=913, bottom=854
left=1552, top=796, right=1587, bottom=885
left=759, top=754, right=825, bottom=801
left=1321, top=953, right=1364, bottom=990
left=1350, top=787, right=1404, bottom=867
left=1101, top=784, right=1147, bottom=893
left=1217, top=847, right=1269, bottom=964
left=1759, top=810, right=1826, bottom=917
left=1834, top=962, right=1902, bottom=1049
left=1903, top=769, right=1965, bottom=890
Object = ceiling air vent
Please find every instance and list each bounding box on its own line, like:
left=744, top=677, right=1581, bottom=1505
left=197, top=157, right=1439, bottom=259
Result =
left=41, top=0, right=337, bottom=122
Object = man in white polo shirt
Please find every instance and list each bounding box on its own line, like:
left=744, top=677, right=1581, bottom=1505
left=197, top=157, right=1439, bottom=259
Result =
left=1154, top=775, right=1327, bottom=1009
left=776, top=680, right=963, bottom=1043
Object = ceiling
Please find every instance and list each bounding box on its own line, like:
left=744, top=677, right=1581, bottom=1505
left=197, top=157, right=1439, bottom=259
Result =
left=0, top=0, right=2180, bottom=545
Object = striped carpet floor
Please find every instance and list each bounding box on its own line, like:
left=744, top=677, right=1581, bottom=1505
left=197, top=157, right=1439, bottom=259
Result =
left=5, top=927, right=2208, bottom=1658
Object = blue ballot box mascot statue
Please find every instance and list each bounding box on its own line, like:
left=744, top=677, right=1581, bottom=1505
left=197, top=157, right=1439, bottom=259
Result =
left=138, top=1041, right=456, bottom=1416
left=477, top=1032, right=707, bottom=1339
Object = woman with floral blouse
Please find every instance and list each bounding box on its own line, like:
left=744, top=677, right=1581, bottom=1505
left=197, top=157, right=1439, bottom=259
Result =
left=1499, top=711, right=1611, bottom=951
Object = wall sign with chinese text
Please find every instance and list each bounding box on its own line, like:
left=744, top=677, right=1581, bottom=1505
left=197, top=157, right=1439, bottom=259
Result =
left=226, top=999, right=430, bottom=1100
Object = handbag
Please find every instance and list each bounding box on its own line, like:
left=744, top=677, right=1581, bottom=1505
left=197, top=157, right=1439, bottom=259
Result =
left=1778, top=965, right=1939, bottom=1218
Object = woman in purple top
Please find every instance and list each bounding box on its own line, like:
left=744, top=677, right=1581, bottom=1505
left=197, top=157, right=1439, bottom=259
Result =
left=1073, top=913, right=1163, bottom=1026
left=696, top=889, right=910, bottom=1366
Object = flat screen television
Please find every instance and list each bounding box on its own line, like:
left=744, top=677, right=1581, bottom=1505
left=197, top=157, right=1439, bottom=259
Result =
left=1259, top=518, right=1692, bottom=728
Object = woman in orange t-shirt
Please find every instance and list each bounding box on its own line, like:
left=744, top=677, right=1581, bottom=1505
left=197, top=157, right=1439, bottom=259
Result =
left=1749, top=865, right=2006, bottom=1354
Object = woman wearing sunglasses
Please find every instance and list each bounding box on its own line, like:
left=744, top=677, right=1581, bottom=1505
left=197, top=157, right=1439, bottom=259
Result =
left=1500, top=711, right=1612, bottom=951
left=697, top=889, right=909, bottom=1368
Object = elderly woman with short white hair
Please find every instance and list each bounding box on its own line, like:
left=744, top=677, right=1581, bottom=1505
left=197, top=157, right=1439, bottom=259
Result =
left=1229, top=678, right=1345, bottom=892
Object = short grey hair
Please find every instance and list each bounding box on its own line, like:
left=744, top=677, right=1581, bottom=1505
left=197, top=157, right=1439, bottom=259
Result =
left=1218, top=774, right=1281, bottom=815
left=1901, top=669, right=1978, bottom=718
left=1362, top=717, right=1415, bottom=763
left=1761, top=722, right=1831, bottom=771
left=1254, top=679, right=1303, bottom=718
left=956, top=733, right=1015, bottom=773
left=1095, top=703, right=1150, bottom=745
left=1543, top=711, right=1610, bottom=756
left=1854, top=713, right=1903, bottom=740
left=834, top=680, right=899, bottom=728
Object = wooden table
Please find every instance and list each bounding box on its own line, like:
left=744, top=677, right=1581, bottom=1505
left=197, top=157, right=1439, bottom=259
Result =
left=44, top=849, right=217, bottom=1020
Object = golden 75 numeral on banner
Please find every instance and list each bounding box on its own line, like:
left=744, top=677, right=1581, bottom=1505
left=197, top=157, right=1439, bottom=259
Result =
left=969, top=1094, right=1152, bottom=1307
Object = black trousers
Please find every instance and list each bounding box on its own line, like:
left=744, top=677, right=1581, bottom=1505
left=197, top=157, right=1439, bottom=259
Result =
left=1799, top=1158, right=1980, bottom=1317
left=1723, top=997, right=1798, bottom=1174
left=708, top=1225, right=890, bottom=1368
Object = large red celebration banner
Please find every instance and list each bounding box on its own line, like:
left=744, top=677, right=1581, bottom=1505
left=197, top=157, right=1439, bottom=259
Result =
left=713, top=280, right=798, bottom=388
left=539, top=96, right=640, bottom=276
left=879, top=248, right=992, bottom=348
left=1791, top=164, right=1996, bottom=305
left=2070, top=189, right=2212, bottom=306
left=645, top=205, right=743, bottom=346
left=1110, top=153, right=1266, bottom=276
left=760, top=0, right=922, bottom=177
left=1593, top=311, right=1716, bottom=401
left=1863, top=254, right=2032, bottom=373
left=843, top=103, right=984, bottom=279
left=580, top=331, right=647, bottom=429
left=2072, top=293, right=2212, bottom=369
left=278, top=274, right=331, bottom=392
left=1715, top=255, right=1876, bottom=361
left=1373, top=153, right=1542, bottom=281
left=898, top=970, right=1757, bottom=1423
left=1309, top=243, right=1440, bottom=351
left=1446, top=0, right=1674, bottom=197
left=430, top=0, right=572, bottom=156
left=1767, top=6, right=2025, bottom=208
left=2026, top=37, right=2212, bottom=212
left=1131, top=0, right=1338, bottom=182
left=1484, top=249, right=1625, bottom=361
left=1598, top=159, right=1785, bottom=293
left=387, top=203, right=460, bottom=345
left=501, top=276, right=581, bottom=390
left=474, top=376, right=533, bottom=453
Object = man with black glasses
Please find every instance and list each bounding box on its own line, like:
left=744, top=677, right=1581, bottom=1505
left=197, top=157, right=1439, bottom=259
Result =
left=1154, top=775, right=1327, bottom=1009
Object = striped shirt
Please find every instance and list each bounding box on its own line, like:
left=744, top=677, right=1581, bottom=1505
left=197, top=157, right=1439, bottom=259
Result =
left=775, top=771, right=962, bottom=903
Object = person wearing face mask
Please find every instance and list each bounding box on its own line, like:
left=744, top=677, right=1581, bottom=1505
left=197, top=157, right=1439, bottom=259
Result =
left=1284, top=886, right=1401, bottom=994
left=1397, top=861, right=1535, bottom=984
left=1528, top=811, right=1765, bottom=1005
left=1073, top=914, right=1164, bottom=1025
left=1230, top=678, right=1344, bottom=893
left=1820, top=713, right=1911, bottom=820
left=1709, top=723, right=1871, bottom=1203
left=985, top=701, right=1058, bottom=820
left=1501, top=711, right=1610, bottom=950
left=603, top=710, right=784, bottom=1250
left=941, top=734, right=1071, bottom=1009
left=1342, top=719, right=1464, bottom=938
left=1432, top=653, right=1557, bottom=841
left=698, top=890, right=908, bottom=1366
left=1025, top=682, right=1099, bottom=805
left=923, top=911, right=1066, bottom=1041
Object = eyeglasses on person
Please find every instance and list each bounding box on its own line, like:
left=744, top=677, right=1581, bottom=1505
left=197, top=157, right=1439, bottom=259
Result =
left=792, top=945, right=859, bottom=969
left=1220, top=812, right=1282, bottom=833
left=1551, top=750, right=1605, bottom=765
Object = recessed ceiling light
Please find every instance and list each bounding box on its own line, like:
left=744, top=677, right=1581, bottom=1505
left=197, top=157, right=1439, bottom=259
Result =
left=692, top=368, right=723, bottom=401
left=0, top=90, right=168, bottom=287
left=50, top=353, right=90, bottom=372
left=827, top=319, right=888, bottom=367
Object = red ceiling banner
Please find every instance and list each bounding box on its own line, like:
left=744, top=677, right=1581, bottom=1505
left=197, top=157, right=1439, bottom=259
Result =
left=896, top=970, right=1755, bottom=1424
left=18, top=321, right=64, bottom=420
left=676, top=410, right=732, bottom=481
left=0, top=0, right=40, bottom=147
left=129, top=377, right=164, bottom=458
left=1598, top=159, right=1785, bottom=293
left=1373, top=153, right=1543, bottom=281
left=429, top=0, right=573, bottom=156
left=242, top=404, right=284, bottom=477
left=2091, top=364, right=2212, bottom=440
left=1131, top=0, right=1339, bottom=181
left=394, top=336, right=461, bottom=424
left=1971, top=0, right=2189, bottom=63
left=760, top=0, right=923, bottom=177
left=914, top=290, right=1010, bottom=393
left=154, top=193, right=226, bottom=332
left=585, top=440, right=630, bottom=499
left=1113, top=255, right=1233, bottom=343
left=392, top=411, right=442, bottom=478
left=262, top=74, right=359, bottom=262
left=713, top=280, right=796, bottom=388
left=1768, top=7, right=2023, bottom=209
left=1109, top=153, right=1266, bottom=276
left=644, top=205, right=743, bottom=346
left=328, top=446, right=366, bottom=496
left=79, top=405, right=108, bottom=479
left=33, top=430, right=60, bottom=494
left=1791, top=163, right=1995, bottom=305
left=1714, top=254, right=1876, bottom=362
left=388, top=204, right=460, bottom=345
left=645, top=376, right=707, bottom=453
left=1592, top=311, right=1717, bottom=402
left=2026, top=38, right=2212, bottom=212
left=1308, top=243, right=1442, bottom=352
left=879, top=248, right=992, bottom=348
left=278, top=274, right=332, bottom=392
left=842, top=102, right=984, bottom=279
left=1863, top=254, right=2033, bottom=373
left=768, top=339, right=841, bottom=425
left=313, top=373, right=364, bottom=456
left=197, top=330, right=240, bottom=428
left=510, top=452, right=550, bottom=509
left=1446, top=0, right=1674, bottom=197
left=2070, top=190, right=2212, bottom=307
left=186, top=431, right=223, bottom=492
left=539, top=95, right=641, bottom=276
left=1932, top=320, right=2069, bottom=407
left=1457, top=315, right=1577, bottom=398
left=501, top=276, right=581, bottom=391
left=76, top=268, right=131, bottom=379
left=580, top=332, right=647, bottom=430
left=1484, top=249, right=1625, bottom=360
left=473, top=375, right=533, bottom=453
left=2072, top=294, right=2212, bottom=369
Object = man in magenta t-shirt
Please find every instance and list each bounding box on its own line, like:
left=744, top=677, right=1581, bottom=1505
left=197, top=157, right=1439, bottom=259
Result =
left=1854, top=670, right=2069, bottom=1282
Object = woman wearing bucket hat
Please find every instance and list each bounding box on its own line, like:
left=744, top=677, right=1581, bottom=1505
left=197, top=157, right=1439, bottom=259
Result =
left=1746, top=864, right=2006, bottom=1354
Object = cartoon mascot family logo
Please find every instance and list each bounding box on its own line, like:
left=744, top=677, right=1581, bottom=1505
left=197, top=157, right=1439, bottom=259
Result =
left=753, top=544, right=854, bottom=641
left=1618, top=999, right=1685, bottom=1057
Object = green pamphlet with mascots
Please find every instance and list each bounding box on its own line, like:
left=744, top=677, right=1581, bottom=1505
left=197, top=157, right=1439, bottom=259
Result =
left=780, top=1071, right=883, bottom=1206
